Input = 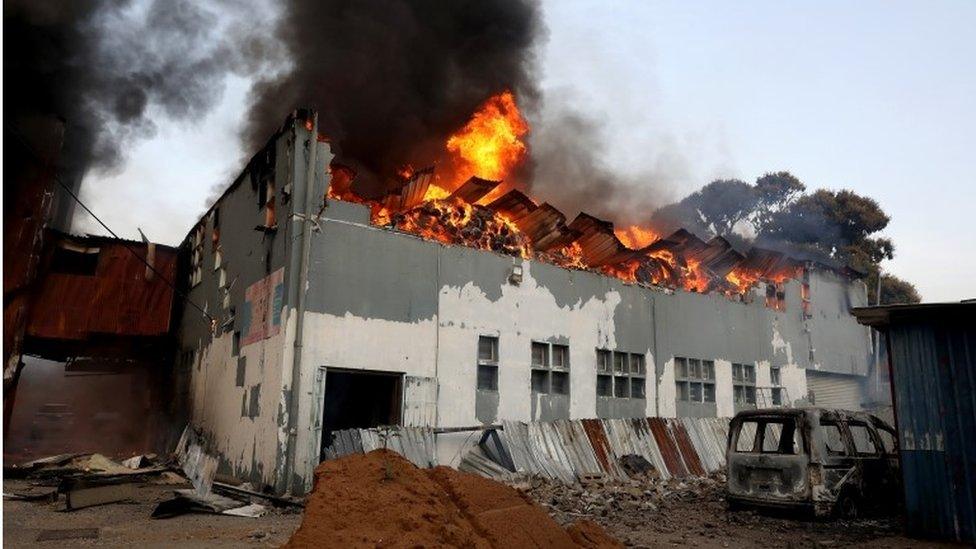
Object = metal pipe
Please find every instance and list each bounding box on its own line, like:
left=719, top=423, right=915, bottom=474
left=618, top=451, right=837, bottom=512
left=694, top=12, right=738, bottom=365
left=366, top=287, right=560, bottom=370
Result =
left=283, top=112, right=318, bottom=494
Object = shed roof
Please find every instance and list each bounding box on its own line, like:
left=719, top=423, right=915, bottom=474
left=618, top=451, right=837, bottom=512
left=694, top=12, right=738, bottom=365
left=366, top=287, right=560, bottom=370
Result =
left=851, top=300, right=976, bottom=327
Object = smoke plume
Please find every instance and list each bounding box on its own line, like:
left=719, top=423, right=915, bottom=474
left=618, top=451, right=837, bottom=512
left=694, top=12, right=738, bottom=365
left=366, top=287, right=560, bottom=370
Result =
left=244, top=0, right=543, bottom=197
left=5, top=0, right=273, bottom=176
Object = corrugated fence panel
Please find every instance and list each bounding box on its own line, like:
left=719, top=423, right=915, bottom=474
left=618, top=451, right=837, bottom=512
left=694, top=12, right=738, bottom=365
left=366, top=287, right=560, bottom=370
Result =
left=889, top=321, right=976, bottom=543
left=648, top=418, right=689, bottom=478
left=668, top=419, right=706, bottom=477
left=581, top=419, right=623, bottom=478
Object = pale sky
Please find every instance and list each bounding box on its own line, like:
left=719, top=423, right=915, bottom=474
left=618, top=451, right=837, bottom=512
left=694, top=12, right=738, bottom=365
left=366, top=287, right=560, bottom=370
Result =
left=76, top=1, right=976, bottom=302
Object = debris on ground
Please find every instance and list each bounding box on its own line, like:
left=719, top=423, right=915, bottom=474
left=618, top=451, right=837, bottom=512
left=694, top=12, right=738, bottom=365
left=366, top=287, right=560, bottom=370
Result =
left=284, top=449, right=621, bottom=548
left=516, top=471, right=934, bottom=548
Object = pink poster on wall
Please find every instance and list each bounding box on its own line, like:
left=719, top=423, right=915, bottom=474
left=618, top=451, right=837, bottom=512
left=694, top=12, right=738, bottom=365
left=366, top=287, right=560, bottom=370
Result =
left=242, top=268, right=284, bottom=347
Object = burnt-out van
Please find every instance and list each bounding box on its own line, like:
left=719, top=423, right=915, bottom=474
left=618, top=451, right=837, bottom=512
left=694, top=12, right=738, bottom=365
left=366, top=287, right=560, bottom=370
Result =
left=726, top=408, right=900, bottom=518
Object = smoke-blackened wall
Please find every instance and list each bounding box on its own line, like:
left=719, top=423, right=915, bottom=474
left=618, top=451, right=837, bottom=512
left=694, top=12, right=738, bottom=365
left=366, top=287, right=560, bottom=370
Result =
left=243, top=0, right=543, bottom=197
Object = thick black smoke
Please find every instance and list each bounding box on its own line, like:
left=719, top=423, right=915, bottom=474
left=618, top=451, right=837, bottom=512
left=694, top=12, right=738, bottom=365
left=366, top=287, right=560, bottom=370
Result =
left=5, top=0, right=272, bottom=176
left=244, top=0, right=543, bottom=197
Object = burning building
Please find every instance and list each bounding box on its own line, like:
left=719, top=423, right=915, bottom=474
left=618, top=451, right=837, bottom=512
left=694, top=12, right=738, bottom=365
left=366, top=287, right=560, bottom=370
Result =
left=175, top=108, right=874, bottom=495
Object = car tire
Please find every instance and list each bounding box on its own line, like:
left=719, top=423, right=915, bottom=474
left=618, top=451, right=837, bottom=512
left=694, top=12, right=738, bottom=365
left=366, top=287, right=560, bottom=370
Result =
left=834, top=491, right=859, bottom=520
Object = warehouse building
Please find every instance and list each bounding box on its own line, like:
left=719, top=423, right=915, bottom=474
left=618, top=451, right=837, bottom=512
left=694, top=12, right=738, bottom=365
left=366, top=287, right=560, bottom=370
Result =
left=175, top=112, right=874, bottom=494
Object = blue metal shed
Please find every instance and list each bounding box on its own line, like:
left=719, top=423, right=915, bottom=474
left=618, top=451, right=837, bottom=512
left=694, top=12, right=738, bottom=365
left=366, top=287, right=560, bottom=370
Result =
left=854, top=301, right=975, bottom=543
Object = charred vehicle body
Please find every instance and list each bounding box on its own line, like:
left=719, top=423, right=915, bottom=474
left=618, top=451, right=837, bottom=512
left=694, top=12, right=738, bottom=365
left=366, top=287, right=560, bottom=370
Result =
left=726, top=408, right=900, bottom=518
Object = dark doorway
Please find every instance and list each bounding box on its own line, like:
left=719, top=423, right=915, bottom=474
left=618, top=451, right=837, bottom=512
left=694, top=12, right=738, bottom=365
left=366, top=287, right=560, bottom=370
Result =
left=320, top=369, right=402, bottom=457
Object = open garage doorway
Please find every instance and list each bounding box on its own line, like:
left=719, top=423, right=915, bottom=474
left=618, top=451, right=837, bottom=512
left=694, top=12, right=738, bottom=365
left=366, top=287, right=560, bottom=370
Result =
left=320, top=368, right=403, bottom=459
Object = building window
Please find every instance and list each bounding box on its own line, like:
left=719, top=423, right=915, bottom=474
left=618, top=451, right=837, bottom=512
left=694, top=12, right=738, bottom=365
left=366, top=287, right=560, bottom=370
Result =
left=598, top=350, right=646, bottom=399
left=770, top=366, right=783, bottom=405
left=477, top=336, right=499, bottom=391
left=675, top=357, right=716, bottom=403
left=596, top=349, right=613, bottom=397
left=733, top=363, right=757, bottom=406
left=189, top=224, right=205, bottom=287
left=531, top=342, right=570, bottom=395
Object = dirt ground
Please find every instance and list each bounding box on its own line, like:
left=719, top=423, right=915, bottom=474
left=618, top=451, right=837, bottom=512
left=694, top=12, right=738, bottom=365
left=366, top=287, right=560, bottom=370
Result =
left=517, top=475, right=960, bottom=549
left=3, top=479, right=301, bottom=548
left=3, top=472, right=963, bottom=548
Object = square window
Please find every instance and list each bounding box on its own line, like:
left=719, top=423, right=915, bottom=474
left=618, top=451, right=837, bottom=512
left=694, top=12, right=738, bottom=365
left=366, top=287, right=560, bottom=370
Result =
left=744, top=365, right=756, bottom=382
left=478, top=336, right=498, bottom=363
left=613, top=352, right=627, bottom=373
left=551, top=371, right=569, bottom=395
left=531, top=369, right=549, bottom=393
left=477, top=364, right=498, bottom=391
left=631, top=378, right=645, bottom=399
left=732, top=364, right=743, bottom=382
left=614, top=376, right=630, bottom=398
left=552, top=344, right=569, bottom=369
left=689, top=359, right=701, bottom=379
left=531, top=342, right=549, bottom=367
left=690, top=382, right=703, bottom=403
left=597, top=374, right=613, bottom=397
left=702, top=360, right=715, bottom=380
left=771, top=387, right=782, bottom=406
left=734, top=385, right=744, bottom=404
left=771, top=366, right=781, bottom=386
left=745, top=385, right=756, bottom=404
left=677, top=381, right=690, bottom=401
left=675, top=357, right=687, bottom=378
left=630, top=354, right=645, bottom=375
left=597, top=349, right=612, bottom=373
left=703, top=383, right=716, bottom=403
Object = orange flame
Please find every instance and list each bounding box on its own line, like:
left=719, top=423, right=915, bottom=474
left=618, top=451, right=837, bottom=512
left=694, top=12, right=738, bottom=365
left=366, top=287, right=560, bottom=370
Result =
left=614, top=225, right=659, bottom=249
left=446, top=91, right=529, bottom=189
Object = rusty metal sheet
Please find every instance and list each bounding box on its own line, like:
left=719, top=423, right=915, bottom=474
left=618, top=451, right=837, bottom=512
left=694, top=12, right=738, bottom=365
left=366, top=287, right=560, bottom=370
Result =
left=566, top=214, right=629, bottom=267
left=668, top=419, right=706, bottom=477
left=399, top=167, right=435, bottom=210
left=448, top=176, right=499, bottom=205
left=26, top=236, right=177, bottom=341
left=516, top=203, right=566, bottom=245
left=553, top=420, right=603, bottom=478
left=631, top=417, right=670, bottom=480
left=647, top=418, right=689, bottom=478
left=581, top=419, right=619, bottom=477
left=486, top=190, right=536, bottom=222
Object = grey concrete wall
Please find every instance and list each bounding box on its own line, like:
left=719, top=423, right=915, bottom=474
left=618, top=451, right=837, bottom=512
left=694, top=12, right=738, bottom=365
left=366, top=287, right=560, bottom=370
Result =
left=175, top=119, right=324, bottom=491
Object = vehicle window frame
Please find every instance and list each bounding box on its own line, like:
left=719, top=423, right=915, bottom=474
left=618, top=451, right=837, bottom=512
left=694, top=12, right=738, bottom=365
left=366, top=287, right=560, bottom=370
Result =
left=819, top=420, right=850, bottom=456
left=758, top=418, right=802, bottom=455
left=876, top=425, right=899, bottom=455
left=846, top=420, right=881, bottom=456
left=734, top=419, right=760, bottom=453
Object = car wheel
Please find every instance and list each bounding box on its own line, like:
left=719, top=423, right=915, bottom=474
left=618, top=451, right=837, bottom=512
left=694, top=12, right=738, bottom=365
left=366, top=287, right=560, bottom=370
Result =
left=834, top=492, right=859, bottom=520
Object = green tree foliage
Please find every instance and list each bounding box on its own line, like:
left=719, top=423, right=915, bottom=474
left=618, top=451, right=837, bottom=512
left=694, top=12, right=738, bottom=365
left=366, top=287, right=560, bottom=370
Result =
left=649, top=171, right=921, bottom=300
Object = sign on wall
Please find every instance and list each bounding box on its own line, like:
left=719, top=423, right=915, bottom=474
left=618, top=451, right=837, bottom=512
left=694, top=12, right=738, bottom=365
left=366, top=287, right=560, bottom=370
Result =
left=241, top=268, right=284, bottom=347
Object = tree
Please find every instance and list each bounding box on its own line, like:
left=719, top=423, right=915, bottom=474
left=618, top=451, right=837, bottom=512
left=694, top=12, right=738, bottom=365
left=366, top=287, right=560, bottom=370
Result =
left=758, top=189, right=893, bottom=271
left=865, top=271, right=922, bottom=305
left=752, top=171, right=805, bottom=233
left=650, top=172, right=805, bottom=240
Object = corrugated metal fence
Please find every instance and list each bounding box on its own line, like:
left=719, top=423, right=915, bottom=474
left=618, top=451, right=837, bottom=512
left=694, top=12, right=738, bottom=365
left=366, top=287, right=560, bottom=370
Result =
left=323, top=418, right=731, bottom=482
left=887, top=320, right=975, bottom=542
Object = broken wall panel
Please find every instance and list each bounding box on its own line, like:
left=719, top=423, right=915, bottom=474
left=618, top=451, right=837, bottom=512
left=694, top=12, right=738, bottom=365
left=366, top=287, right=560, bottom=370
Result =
left=25, top=232, right=177, bottom=341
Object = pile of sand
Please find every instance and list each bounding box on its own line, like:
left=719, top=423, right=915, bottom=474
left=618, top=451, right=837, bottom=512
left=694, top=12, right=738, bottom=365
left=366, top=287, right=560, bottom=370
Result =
left=285, top=449, right=620, bottom=548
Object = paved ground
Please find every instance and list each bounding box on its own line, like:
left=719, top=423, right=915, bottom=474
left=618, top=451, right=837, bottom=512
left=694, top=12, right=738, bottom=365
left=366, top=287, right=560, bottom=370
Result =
left=3, top=480, right=301, bottom=548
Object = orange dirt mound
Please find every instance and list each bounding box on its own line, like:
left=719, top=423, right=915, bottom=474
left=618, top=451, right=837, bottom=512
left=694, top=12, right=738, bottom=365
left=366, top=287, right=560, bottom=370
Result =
left=285, top=449, right=619, bottom=548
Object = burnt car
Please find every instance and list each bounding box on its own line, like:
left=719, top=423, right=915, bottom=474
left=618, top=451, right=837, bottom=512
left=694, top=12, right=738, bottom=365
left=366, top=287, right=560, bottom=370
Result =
left=726, top=408, right=900, bottom=518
